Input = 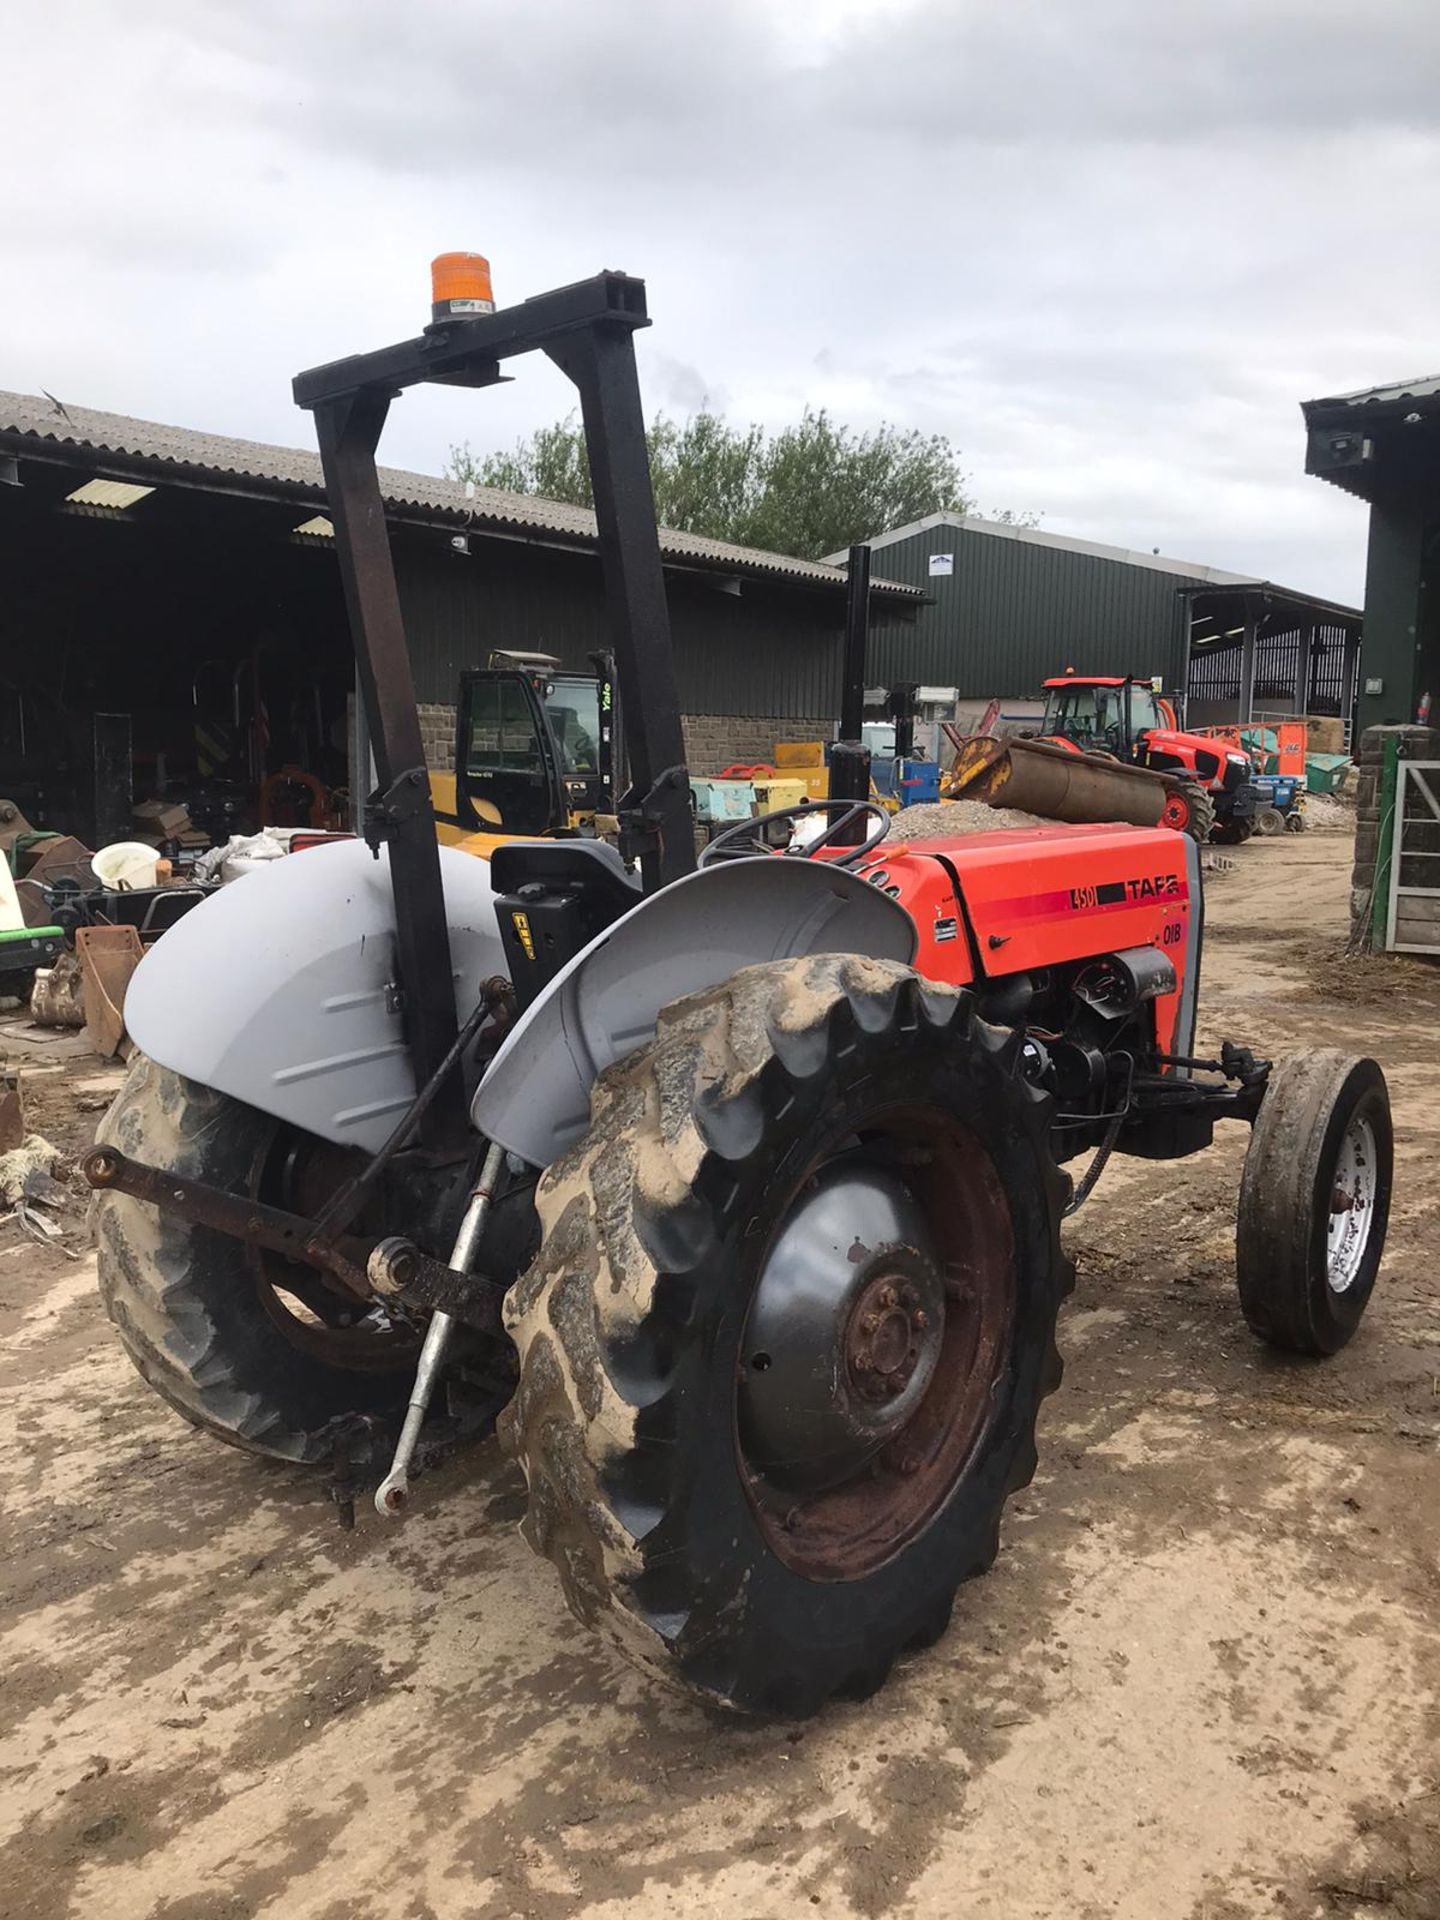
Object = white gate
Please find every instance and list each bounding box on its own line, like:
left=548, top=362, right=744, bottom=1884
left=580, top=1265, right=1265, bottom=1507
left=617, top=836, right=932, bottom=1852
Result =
left=1387, top=760, right=1440, bottom=955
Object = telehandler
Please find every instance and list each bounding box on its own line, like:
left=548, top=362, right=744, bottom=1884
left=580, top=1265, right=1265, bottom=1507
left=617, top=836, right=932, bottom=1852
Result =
left=431, top=649, right=619, bottom=852
left=86, top=260, right=1392, bottom=1717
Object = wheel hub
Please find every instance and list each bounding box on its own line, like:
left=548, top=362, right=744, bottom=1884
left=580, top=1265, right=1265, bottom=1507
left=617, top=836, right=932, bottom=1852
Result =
left=734, top=1104, right=1017, bottom=1584
left=739, top=1164, right=945, bottom=1494
left=844, top=1270, right=933, bottom=1402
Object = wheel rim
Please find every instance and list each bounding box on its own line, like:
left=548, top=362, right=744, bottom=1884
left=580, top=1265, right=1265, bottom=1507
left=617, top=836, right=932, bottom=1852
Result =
left=1160, top=793, right=1190, bottom=831
left=1326, top=1112, right=1378, bottom=1294
left=736, top=1105, right=1014, bottom=1582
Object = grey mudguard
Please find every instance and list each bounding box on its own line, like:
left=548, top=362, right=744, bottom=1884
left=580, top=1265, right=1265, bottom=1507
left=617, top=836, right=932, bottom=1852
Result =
left=472, top=856, right=918, bottom=1169
left=124, top=839, right=506, bottom=1153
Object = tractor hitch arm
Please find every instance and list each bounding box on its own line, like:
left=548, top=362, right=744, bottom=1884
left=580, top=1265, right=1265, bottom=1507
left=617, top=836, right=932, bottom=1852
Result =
left=82, top=1147, right=505, bottom=1335
left=84, top=1145, right=374, bottom=1296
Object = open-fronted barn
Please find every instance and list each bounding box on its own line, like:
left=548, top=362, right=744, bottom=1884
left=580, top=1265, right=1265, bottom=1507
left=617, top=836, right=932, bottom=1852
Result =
left=0, top=391, right=921, bottom=843
left=827, top=512, right=1361, bottom=736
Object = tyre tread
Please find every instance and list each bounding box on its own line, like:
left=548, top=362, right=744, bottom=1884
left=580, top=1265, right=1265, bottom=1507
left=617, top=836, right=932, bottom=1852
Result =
left=500, top=954, right=1070, bottom=1711
left=95, top=1055, right=404, bottom=1464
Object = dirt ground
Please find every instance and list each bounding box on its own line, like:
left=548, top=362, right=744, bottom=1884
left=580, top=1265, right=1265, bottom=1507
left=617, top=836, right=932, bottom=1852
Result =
left=2, top=829, right=1437, bottom=1920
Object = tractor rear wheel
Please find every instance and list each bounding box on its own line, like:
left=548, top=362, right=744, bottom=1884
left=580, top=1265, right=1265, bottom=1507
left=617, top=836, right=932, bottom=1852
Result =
left=1159, top=780, right=1215, bottom=843
left=499, top=954, right=1072, bottom=1715
left=1235, top=1051, right=1392, bottom=1355
left=95, top=1055, right=418, bottom=1471
left=1255, top=805, right=1286, bottom=836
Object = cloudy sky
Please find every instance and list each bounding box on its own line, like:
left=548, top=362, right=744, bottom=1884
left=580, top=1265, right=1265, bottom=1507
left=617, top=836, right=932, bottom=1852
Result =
left=8, top=0, right=1438, bottom=602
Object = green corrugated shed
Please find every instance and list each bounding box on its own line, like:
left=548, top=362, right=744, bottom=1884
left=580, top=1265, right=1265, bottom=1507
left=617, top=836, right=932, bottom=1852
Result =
left=829, top=513, right=1260, bottom=702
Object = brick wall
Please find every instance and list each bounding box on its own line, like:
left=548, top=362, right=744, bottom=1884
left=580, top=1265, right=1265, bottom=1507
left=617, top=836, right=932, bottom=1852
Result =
left=418, top=702, right=457, bottom=772
left=1350, top=722, right=1440, bottom=946
left=682, top=713, right=835, bottom=777
left=420, top=701, right=834, bottom=781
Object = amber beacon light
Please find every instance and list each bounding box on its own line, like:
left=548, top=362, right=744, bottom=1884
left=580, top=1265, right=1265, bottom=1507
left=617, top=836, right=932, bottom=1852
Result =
left=431, top=252, right=495, bottom=322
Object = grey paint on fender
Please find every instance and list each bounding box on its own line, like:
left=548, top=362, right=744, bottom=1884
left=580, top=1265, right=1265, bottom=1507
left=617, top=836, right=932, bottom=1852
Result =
left=123, top=839, right=507, bottom=1154
left=126, top=842, right=916, bottom=1172
left=473, top=858, right=919, bottom=1169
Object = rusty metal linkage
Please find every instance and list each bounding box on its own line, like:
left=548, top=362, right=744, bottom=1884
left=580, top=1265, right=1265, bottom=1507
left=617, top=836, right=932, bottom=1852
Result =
left=82, top=1146, right=505, bottom=1335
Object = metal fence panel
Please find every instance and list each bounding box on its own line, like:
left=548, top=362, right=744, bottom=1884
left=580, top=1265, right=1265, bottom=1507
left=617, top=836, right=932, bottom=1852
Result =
left=1386, top=761, right=1440, bottom=954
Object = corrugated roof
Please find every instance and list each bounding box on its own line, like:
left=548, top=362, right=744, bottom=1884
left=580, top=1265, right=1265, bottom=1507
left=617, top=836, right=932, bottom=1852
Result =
left=825, top=510, right=1260, bottom=587
left=1302, top=375, right=1440, bottom=503
left=827, top=509, right=1358, bottom=622
left=0, top=388, right=922, bottom=600
left=1307, top=373, right=1440, bottom=410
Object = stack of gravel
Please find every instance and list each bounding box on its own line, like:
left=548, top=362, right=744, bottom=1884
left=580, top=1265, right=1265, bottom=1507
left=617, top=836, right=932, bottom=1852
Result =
left=1301, top=791, right=1356, bottom=834
left=884, top=800, right=1051, bottom=840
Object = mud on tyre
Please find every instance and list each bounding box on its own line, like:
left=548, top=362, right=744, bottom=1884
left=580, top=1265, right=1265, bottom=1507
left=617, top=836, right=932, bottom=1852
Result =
left=1236, top=1050, right=1392, bottom=1356
left=500, top=953, right=1072, bottom=1715
left=95, top=1055, right=417, bottom=1471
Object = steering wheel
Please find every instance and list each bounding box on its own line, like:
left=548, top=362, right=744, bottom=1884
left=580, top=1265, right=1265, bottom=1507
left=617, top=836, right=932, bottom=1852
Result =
left=698, top=799, right=891, bottom=869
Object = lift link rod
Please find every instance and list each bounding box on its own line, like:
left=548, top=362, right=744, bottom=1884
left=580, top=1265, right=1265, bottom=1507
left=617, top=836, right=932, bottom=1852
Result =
left=372, top=1139, right=508, bottom=1518
left=309, top=978, right=511, bottom=1244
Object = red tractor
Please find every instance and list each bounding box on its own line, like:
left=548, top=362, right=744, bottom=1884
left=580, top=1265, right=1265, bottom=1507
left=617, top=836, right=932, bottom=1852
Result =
left=1040, top=672, right=1259, bottom=844
left=85, top=265, right=1392, bottom=1717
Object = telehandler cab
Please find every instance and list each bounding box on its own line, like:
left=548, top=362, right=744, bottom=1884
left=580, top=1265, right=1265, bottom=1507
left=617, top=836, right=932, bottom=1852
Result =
left=431, top=649, right=619, bottom=851
left=86, top=260, right=1392, bottom=1717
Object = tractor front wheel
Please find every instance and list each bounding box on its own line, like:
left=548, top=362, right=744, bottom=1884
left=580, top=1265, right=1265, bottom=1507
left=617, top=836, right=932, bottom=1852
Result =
left=1159, top=780, right=1216, bottom=843
left=1211, top=814, right=1256, bottom=846
left=500, top=954, right=1072, bottom=1715
left=1235, top=1051, right=1392, bottom=1355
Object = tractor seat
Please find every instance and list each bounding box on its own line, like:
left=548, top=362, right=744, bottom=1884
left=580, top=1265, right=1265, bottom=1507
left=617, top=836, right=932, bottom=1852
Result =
left=489, top=838, right=642, bottom=918
left=489, top=840, right=644, bottom=1008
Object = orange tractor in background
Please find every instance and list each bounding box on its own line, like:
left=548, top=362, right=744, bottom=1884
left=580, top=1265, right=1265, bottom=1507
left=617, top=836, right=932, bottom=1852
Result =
left=1036, top=672, right=1261, bottom=844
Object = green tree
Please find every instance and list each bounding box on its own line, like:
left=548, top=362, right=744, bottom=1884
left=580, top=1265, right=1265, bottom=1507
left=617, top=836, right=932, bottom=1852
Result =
left=448, top=408, right=1002, bottom=559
